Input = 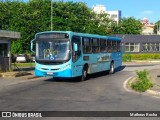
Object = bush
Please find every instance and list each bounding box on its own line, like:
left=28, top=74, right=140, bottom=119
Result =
left=131, top=70, right=153, bottom=92
left=123, top=53, right=160, bottom=61
left=122, top=54, right=132, bottom=62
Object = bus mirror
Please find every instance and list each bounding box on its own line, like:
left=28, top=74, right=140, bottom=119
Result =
left=31, top=39, right=35, bottom=53
left=74, top=43, right=78, bottom=52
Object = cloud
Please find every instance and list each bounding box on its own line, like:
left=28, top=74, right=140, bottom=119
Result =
left=142, top=10, right=153, bottom=15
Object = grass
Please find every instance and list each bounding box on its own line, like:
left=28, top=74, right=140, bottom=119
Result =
left=131, top=70, right=153, bottom=92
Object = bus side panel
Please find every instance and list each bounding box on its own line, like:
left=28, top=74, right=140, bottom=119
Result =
left=111, top=52, right=122, bottom=69
left=86, top=53, right=111, bottom=74
left=71, top=57, right=83, bottom=77
left=97, top=53, right=111, bottom=72
left=85, top=54, right=98, bottom=74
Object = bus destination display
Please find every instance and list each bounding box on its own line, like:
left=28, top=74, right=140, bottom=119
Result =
left=38, top=33, right=69, bottom=39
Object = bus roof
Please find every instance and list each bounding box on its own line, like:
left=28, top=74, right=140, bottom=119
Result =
left=36, top=31, right=122, bottom=41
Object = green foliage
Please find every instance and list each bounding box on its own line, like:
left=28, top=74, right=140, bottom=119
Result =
left=132, top=70, right=153, bottom=92
left=0, top=0, right=113, bottom=54
left=122, top=54, right=132, bottom=62
left=112, top=17, right=143, bottom=34
left=0, top=1, right=143, bottom=54
left=123, top=54, right=160, bottom=61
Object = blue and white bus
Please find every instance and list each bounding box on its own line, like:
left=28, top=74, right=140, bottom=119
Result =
left=31, top=31, right=122, bottom=81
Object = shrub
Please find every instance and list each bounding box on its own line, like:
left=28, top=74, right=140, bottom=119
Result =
left=123, top=53, right=160, bottom=61
left=122, top=54, right=132, bottom=62
left=131, top=70, right=153, bottom=92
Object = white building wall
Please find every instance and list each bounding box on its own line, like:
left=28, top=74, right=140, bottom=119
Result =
left=92, top=5, right=121, bottom=24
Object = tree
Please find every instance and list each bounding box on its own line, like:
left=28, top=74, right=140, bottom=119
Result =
left=112, top=17, right=143, bottom=34
left=0, top=0, right=115, bottom=54
left=87, top=11, right=114, bottom=35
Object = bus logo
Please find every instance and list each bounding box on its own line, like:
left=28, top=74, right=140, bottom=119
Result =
left=2, top=112, right=11, bottom=117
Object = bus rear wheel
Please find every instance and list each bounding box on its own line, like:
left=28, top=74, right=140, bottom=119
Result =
left=109, top=62, right=114, bottom=74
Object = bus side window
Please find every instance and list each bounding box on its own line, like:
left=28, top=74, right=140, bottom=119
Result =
left=92, top=38, right=99, bottom=53
left=100, top=39, right=106, bottom=52
left=107, top=40, right=112, bottom=52
left=72, top=36, right=81, bottom=62
left=112, top=41, right=117, bottom=52
left=117, top=41, right=121, bottom=52
left=82, top=37, right=92, bottom=53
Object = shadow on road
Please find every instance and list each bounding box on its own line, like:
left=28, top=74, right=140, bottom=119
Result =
left=44, top=65, right=126, bottom=83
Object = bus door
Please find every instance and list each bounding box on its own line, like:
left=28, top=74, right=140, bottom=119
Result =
left=71, top=36, right=83, bottom=77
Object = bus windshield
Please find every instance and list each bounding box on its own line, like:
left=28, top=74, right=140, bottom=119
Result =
left=36, top=39, right=70, bottom=62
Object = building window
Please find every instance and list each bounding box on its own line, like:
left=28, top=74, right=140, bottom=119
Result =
left=111, top=14, right=117, bottom=19
left=125, top=43, right=140, bottom=52
left=154, top=43, right=160, bottom=51
left=142, top=43, right=160, bottom=52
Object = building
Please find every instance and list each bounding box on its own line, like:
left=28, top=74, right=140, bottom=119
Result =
left=92, top=5, right=121, bottom=24
left=0, top=30, right=20, bottom=72
left=141, top=18, right=155, bottom=35
left=107, top=11, right=121, bottom=24
left=113, top=34, right=160, bottom=53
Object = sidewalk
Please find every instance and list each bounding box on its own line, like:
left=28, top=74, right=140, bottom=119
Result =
left=0, top=67, right=36, bottom=79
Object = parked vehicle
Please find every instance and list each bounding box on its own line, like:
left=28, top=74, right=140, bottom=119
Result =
left=16, top=54, right=27, bottom=62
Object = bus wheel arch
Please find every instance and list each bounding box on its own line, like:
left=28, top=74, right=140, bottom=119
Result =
left=109, top=61, right=115, bottom=74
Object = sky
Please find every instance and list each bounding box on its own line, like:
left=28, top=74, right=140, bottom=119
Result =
left=63, top=0, right=160, bottom=23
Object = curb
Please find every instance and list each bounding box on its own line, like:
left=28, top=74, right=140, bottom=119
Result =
left=124, top=76, right=160, bottom=98
left=146, top=89, right=160, bottom=96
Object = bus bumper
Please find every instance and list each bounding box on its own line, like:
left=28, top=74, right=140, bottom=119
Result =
left=35, top=68, right=72, bottom=78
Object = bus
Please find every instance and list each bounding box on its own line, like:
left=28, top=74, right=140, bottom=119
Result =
left=31, top=31, right=122, bottom=81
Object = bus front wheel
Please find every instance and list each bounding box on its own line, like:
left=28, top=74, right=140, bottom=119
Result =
left=109, top=62, right=114, bottom=74
left=80, top=67, right=87, bottom=81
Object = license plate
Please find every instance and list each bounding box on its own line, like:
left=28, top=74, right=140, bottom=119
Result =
left=47, top=72, right=53, bottom=75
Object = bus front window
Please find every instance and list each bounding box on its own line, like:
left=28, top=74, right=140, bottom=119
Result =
left=37, top=40, right=70, bottom=62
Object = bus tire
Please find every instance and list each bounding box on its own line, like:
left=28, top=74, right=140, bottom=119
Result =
left=109, top=62, right=114, bottom=74
left=80, top=67, right=87, bottom=81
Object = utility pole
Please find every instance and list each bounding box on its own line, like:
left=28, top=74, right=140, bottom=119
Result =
left=51, top=0, right=53, bottom=31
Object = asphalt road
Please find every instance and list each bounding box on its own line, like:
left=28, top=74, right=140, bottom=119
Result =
left=0, top=64, right=160, bottom=120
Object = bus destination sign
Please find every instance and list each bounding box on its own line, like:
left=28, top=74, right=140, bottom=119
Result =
left=38, top=33, right=69, bottom=39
